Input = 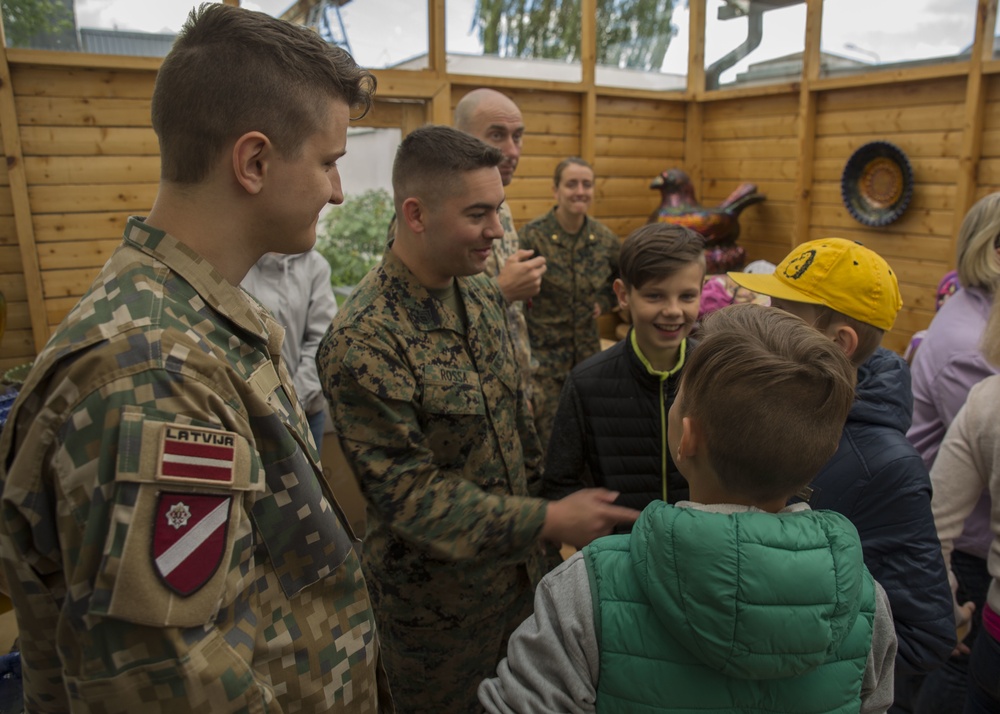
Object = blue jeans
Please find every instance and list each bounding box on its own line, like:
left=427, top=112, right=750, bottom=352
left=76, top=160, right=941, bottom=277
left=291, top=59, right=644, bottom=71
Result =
left=306, top=410, right=325, bottom=454
left=910, top=551, right=993, bottom=714
left=0, top=651, right=23, bottom=714
left=965, top=628, right=1000, bottom=714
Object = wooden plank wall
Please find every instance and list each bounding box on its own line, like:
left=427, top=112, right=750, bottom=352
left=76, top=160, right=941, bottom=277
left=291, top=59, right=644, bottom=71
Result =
left=14, top=64, right=160, bottom=337
left=0, top=55, right=994, bottom=366
left=353, top=97, right=428, bottom=136
left=594, top=95, right=687, bottom=239
left=976, top=74, right=1000, bottom=199
left=693, top=77, right=968, bottom=355
left=805, top=77, right=965, bottom=354
left=0, top=154, right=33, bottom=373
left=699, top=93, right=800, bottom=266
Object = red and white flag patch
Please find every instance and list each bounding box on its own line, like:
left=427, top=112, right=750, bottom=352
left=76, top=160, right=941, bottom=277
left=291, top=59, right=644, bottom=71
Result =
left=159, top=425, right=235, bottom=485
left=153, top=493, right=231, bottom=596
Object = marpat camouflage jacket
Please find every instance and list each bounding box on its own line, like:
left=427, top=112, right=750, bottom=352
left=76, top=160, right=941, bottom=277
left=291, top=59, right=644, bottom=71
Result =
left=518, top=209, right=619, bottom=377
left=318, top=246, right=547, bottom=626
left=483, top=202, right=534, bottom=398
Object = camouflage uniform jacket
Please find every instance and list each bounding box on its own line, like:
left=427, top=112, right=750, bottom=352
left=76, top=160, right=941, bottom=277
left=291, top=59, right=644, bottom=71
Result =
left=318, top=246, right=547, bottom=626
left=386, top=206, right=532, bottom=399
left=483, top=202, right=534, bottom=398
left=518, top=209, right=619, bottom=378
left=0, top=218, right=390, bottom=713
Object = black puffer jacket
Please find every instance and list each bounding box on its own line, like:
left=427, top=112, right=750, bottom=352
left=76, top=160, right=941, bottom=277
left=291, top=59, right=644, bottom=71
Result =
left=807, top=346, right=954, bottom=676
left=541, top=330, right=690, bottom=518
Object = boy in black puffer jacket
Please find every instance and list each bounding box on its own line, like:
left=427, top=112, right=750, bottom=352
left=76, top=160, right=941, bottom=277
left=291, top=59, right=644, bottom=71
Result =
left=541, top=224, right=704, bottom=524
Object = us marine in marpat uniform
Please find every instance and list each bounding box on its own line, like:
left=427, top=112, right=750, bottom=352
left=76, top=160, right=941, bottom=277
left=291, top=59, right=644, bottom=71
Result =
left=0, top=6, right=391, bottom=712
left=319, top=125, right=638, bottom=714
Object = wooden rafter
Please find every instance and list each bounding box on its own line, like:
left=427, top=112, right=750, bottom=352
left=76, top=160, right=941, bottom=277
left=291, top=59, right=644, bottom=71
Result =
left=0, top=24, right=50, bottom=352
left=951, top=0, right=998, bottom=253
left=791, top=0, right=822, bottom=248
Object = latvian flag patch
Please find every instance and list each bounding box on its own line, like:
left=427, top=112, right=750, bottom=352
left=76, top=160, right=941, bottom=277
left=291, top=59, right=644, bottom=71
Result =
left=158, top=425, right=236, bottom=485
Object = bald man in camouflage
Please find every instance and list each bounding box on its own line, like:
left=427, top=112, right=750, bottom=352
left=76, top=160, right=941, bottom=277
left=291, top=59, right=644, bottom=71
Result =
left=455, top=88, right=547, bottom=402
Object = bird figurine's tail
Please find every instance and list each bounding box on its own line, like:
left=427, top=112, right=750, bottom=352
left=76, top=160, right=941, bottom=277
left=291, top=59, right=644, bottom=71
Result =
left=720, top=182, right=757, bottom=207
left=722, top=183, right=767, bottom=215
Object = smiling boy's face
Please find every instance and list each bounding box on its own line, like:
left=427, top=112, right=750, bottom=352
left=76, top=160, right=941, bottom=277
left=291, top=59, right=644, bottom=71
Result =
left=615, top=261, right=703, bottom=372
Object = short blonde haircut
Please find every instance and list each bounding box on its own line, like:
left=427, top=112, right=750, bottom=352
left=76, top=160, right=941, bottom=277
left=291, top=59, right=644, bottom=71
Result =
left=956, top=193, right=1000, bottom=292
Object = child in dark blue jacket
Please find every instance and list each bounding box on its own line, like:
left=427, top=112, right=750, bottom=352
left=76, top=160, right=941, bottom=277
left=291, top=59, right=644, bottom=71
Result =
left=730, top=237, right=956, bottom=691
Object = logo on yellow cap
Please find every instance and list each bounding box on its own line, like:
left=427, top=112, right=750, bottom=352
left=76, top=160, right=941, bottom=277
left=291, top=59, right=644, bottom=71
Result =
left=784, top=250, right=816, bottom=281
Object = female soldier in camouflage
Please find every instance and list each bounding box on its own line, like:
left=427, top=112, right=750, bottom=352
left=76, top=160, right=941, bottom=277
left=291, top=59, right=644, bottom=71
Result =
left=519, top=157, right=620, bottom=450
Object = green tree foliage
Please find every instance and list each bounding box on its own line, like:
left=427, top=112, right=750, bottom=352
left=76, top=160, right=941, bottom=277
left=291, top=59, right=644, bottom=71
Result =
left=473, top=0, right=678, bottom=71
left=315, top=188, right=393, bottom=290
left=1, top=0, right=72, bottom=47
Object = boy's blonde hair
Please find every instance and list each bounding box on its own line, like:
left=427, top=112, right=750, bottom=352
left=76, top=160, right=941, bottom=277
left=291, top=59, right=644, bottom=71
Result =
left=678, top=304, right=856, bottom=502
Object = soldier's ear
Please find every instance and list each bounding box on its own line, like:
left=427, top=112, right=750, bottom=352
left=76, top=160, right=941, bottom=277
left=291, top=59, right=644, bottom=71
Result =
left=400, top=197, right=427, bottom=234
left=232, top=131, right=271, bottom=195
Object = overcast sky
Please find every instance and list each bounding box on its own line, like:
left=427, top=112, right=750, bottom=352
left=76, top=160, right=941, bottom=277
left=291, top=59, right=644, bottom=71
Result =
left=72, top=0, right=982, bottom=80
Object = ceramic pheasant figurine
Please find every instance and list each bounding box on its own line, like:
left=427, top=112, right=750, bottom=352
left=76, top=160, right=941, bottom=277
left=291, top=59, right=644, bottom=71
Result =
left=648, top=168, right=766, bottom=273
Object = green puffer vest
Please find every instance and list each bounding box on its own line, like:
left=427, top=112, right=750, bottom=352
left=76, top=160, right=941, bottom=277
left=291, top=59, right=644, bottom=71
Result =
left=585, top=502, right=876, bottom=714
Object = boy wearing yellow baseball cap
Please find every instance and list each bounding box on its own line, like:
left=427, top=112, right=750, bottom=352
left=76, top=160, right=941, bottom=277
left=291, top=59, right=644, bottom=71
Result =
left=729, top=238, right=956, bottom=701
left=729, top=237, right=900, bottom=366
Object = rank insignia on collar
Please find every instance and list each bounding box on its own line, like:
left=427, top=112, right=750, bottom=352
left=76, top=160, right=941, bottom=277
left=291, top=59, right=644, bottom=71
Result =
left=153, top=493, right=231, bottom=596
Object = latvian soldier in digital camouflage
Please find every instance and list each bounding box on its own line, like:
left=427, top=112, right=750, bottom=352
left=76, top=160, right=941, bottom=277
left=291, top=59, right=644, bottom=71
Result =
left=0, top=5, right=391, bottom=712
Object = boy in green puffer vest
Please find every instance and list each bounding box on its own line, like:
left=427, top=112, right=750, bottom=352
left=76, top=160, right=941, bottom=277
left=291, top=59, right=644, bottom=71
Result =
left=480, top=303, right=898, bottom=714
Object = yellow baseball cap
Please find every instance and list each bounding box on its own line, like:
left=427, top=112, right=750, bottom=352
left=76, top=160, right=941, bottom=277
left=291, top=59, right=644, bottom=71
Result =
left=728, top=238, right=903, bottom=331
